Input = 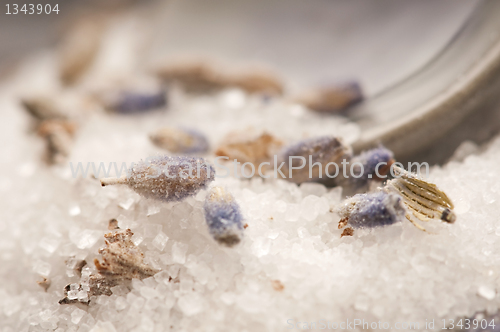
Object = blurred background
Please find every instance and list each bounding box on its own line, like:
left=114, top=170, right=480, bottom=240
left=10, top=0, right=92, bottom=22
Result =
left=5, top=0, right=500, bottom=166
left=0, top=0, right=478, bottom=94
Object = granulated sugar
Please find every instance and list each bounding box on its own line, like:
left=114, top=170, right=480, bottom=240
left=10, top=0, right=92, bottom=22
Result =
left=1, top=15, right=500, bottom=332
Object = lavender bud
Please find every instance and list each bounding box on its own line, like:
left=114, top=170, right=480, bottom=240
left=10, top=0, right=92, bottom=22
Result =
left=203, top=187, right=244, bottom=247
left=100, top=156, right=215, bottom=202
left=337, top=146, right=394, bottom=193
left=338, top=191, right=406, bottom=228
left=109, top=90, right=167, bottom=114
left=150, top=127, right=209, bottom=154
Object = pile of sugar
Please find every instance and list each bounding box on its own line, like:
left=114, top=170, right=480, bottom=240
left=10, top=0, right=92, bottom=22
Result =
left=1, top=17, right=500, bottom=332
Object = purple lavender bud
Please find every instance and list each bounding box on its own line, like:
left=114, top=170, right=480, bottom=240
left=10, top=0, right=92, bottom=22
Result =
left=338, top=146, right=394, bottom=192
left=112, top=90, right=167, bottom=114
left=278, top=136, right=352, bottom=184
left=203, top=187, right=244, bottom=247
left=150, top=127, right=209, bottom=154
left=338, top=191, right=405, bottom=228
left=100, top=156, right=215, bottom=202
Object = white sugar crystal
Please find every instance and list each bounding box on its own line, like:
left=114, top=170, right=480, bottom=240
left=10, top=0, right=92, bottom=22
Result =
left=273, top=200, right=287, bottom=213
left=300, top=182, right=327, bottom=197
left=78, top=290, right=89, bottom=302
left=177, top=293, right=206, bottom=316
left=118, top=197, right=135, bottom=210
left=300, top=195, right=319, bottom=221
left=172, top=242, right=188, bottom=264
left=143, top=224, right=162, bottom=238
left=140, top=286, right=157, bottom=299
left=284, top=204, right=300, bottom=222
left=71, top=229, right=102, bottom=249
left=131, top=297, right=145, bottom=311
left=152, top=232, right=168, bottom=251
left=478, top=286, right=496, bottom=300
left=69, top=205, right=82, bottom=216
left=115, top=297, right=128, bottom=311
left=251, top=237, right=271, bottom=257
left=89, top=321, right=116, bottom=332
left=147, top=203, right=161, bottom=216
left=33, top=260, right=51, bottom=277
left=18, top=162, right=36, bottom=177
left=131, top=233, right=144, bottom=246
left=39, top=237, right=60, bottom=253
left=219, top=89, right=246, bottom=109
left=71, top=308, right=86, bottom=324
left=116, top=214, right=135, bottom=229
left=68, top=290, right=78, bottom=300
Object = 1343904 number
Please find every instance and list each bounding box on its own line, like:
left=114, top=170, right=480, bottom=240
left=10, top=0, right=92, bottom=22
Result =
left=6, top=4, right=59, bottom=14
left=442, top=318, right=495, bottom=330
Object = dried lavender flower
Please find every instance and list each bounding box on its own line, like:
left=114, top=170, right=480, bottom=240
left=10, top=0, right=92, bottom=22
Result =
left=100, top=156, right=215, bottom=202
left=336, top=146, right=395, bottom=194
left=278, top=136, right=352, bottom=184
left=294, top=81, right=363, bottom=114
left=338, top=191, right=406, bottom=229
left=150, top=127, right=209, bottom=154
left=204, top=187, right=244, bottom=247
left=108, top=90, right=167, bottom=114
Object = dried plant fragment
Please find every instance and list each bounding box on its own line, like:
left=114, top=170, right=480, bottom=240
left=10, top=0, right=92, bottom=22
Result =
left=94, top=229, right=158, bottom=280
left=156, top=59, right=283, bottom=95
left=294, top=81, right=363, bottom=114
left=60, top=229, right=158, bottom=305
left=385, top=166, right=456, bottom=231
left=156, top=60, right=227, bottom=94
left=225, top=68, right=284, bottom=96
left=340, top=227, right=354, bottom=238
left=216, top=130, right=283, bottom=167
left=100, top=156, right=215, bottom=202
left=59, top=19, right=103, bottom=85
left=108, top=218, right=119, bottom=230
left=271, top=280, right=285, bottom=291
left=37, top=119, right=77, bottom=164
left=37, top=277, right=51, bottom=292
left=21, top=96, right=77, bottom=165
left=22, top=96, right=67, bottom=122
left=204, top=187, right=244, bottom=247
left=150, top=127, right=209, bottom=154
